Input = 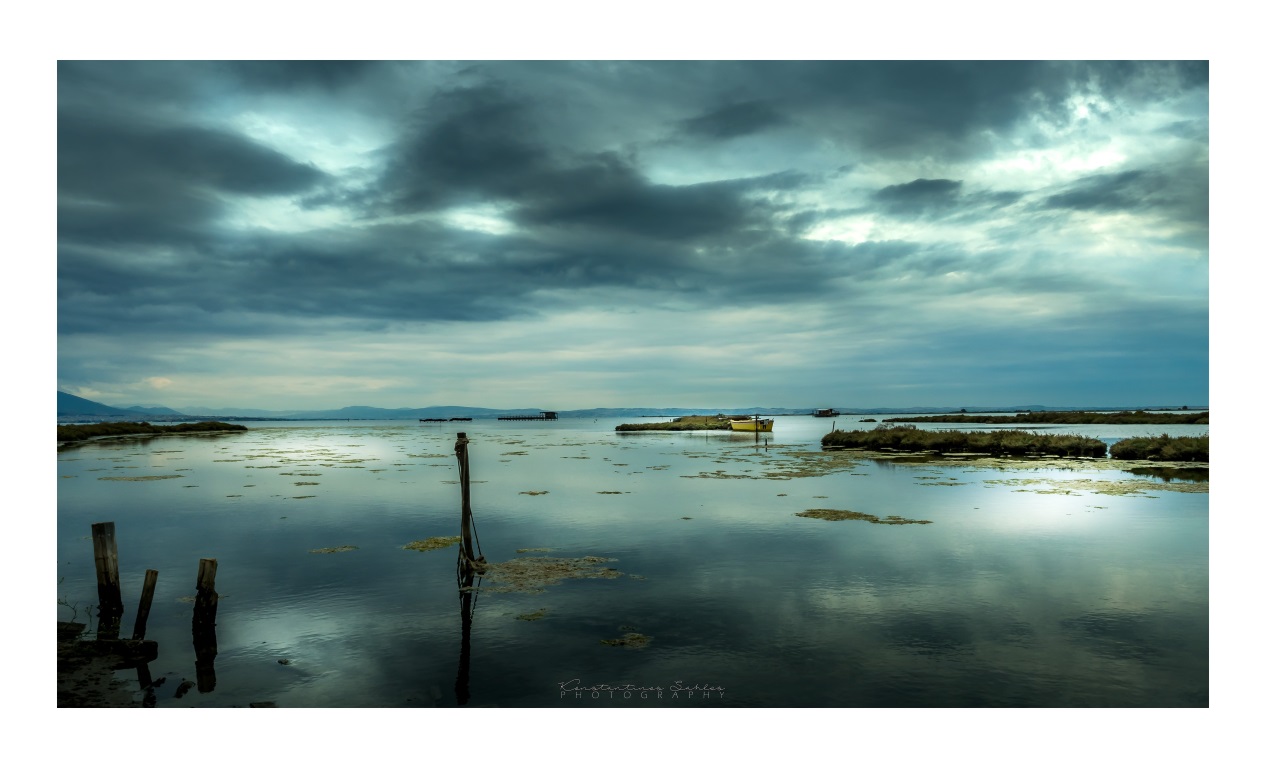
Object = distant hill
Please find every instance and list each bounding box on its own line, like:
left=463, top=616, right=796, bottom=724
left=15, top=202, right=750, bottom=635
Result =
left=127, top=404, right=187, bottom=416
left=179, top=406, right=296, bottom=418
left=60, top=391, right=1209, bottom=423
left=58, top=391, right=135, bottom=417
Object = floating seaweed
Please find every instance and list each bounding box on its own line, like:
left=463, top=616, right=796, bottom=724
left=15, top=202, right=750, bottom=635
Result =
left=983, top=477, right=1207, bottom=496
left=471, top=556, right=623, bottom=594
left=98, top=475, right=183, bottom=481
left=795, top=509, right=931, bottom=525
left=600, top=632, right=651, bottom=648
left=309, top=545, right=359, bottom=554
left=403, top=536, right=461, bottom=552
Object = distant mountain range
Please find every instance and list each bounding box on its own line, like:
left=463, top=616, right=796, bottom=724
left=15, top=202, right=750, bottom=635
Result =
left=56, top=391, right=1207, bottom=423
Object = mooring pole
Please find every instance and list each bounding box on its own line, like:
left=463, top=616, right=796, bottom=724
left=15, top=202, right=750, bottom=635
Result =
left=91, top=521, right=124, bottom=638
left=192, top=558, right=218, bottom=694
left=192, top=558, right=218, bottom=629
left=454, top=433, right=476, bottom=566
left=132, top=569, right=159, bottom=640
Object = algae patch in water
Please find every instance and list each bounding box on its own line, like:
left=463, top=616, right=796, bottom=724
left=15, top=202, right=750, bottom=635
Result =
left=404, top=536, right=461, bottom=552
left=98, top=474, right=184, bottom=481
left=520, top=490, right=549, bottom=496
left=516, top=547, right=552, bottom=553
left=309, top=545, right=359, bottom=554
left=516, top=609, right=548, bottom=621
left=600, top=632, right=651, bottom=649
left=796, top=509, right=932, bottom=525
left=983, top=477, right=1207, bottom=496
left=472, top=556, right=623, bottom=594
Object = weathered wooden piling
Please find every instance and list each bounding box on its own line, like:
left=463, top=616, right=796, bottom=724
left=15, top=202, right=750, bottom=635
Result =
left=131, top=569, right=159, bottom=640
left=454, top=433, right=476, bottom=566
left=192, top=558, right=218, bottom=693
left=91, top=522, right=123, bottom=638
left=452, top=432, right=485, bottom=705
left=192, top=558, right=218, bottom=631
left=91, top=522, right=123, bottom=613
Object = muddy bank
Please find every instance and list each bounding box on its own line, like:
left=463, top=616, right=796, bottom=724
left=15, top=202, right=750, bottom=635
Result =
left=57, top=622, right=144, bottom=708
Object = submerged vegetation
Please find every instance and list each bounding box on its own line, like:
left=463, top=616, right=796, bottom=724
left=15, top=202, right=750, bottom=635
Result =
left=796, top=508, right=932, bottom=525
left=1110, top=434, right=1209, bottom=462
left=821, top=425, right=1107, bottom=458
left=403, top=536, right=460, bottom=552
left=58, top=421, right=248, bottom=444
left=600, top=632, right=652, bottom=648
left=471, top=556, right=624, bottom=594
left=881, top=410, right=1208, bottom=425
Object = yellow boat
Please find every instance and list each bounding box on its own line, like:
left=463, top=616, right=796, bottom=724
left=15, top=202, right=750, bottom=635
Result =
left=728, top=417, right=773, bottom=432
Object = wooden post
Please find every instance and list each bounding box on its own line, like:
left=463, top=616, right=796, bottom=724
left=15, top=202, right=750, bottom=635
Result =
left=454, top=433, right=476, bottom=565
left=131, top=569, right=159, bottom=640
left=192, top=558, right=218, bottom=632
left=192, top=558, right=218, bottom=693
left=91, top=522, right=123, bottom=638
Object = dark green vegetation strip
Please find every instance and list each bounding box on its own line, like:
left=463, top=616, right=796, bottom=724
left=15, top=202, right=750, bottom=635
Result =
left=822, top=425, right=1107, bottom=457
left=796, top=509, right=931, bottom=525
left=616, top=415, right=732, bottom=431
left=881, top=410, right=1208, bottom=425
left=1111, top=434, right=1209, bottom=462
left=57, top=421, right=248, bottom=443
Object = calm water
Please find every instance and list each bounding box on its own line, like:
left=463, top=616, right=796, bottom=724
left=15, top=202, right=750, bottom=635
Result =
left=56, top=416, right=1209, bottom=707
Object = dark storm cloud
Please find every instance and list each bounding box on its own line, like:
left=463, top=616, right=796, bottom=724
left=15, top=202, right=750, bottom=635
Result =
left=378, top=83, right=811, bottom=242
left=654, top=60, right=1060, bottom=159
left=381, top=83, right=550, bottom=207
left=514, top=165, right=801, bottom=240
left=1041, top=166, right=1207, bottom=232
left=1043, top=170, right=1154, bottom=212
left=58, top=110, right=328, bottom=246
left=59, top=113, right=325, bottom=199
left=223, top=60, right=381, bottom=90
left=678, top=100, right=789, bottom=140
left=869, top=179, right=1024, bottom=221
left=56, top=205, right=938, bottom=337
left=872, top=179, right=963, bottom=216
left=57, top=222, right=540, bottom=335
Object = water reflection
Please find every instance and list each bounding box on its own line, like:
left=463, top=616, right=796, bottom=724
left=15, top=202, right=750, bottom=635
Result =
left=455, top=569, right=476, bottom=706
left=56, top=418, right=1209, bottom=707
left=1126, top=466, right=1210, bottom=483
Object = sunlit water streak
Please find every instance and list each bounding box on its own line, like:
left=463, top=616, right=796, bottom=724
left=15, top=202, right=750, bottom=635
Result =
left=57, top=416, right=1208, bottom=706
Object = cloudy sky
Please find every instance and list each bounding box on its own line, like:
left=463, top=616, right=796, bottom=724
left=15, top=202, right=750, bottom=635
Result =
left=56, top=60, right=1209, bottom=411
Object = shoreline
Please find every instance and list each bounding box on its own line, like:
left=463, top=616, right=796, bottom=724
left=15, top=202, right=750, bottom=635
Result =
left=57, top=622, right=144, bottom=708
